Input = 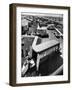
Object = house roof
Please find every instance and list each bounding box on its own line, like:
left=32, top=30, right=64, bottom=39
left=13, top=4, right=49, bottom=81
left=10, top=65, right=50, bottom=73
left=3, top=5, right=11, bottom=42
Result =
left=37, top=24, right=47, bottom=30
left=32, top=36, right=59, bottom=53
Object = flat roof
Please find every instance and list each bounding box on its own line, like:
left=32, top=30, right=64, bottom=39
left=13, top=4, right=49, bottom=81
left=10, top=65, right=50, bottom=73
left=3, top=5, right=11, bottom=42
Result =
left=32, top=37, right=59, bottom=53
